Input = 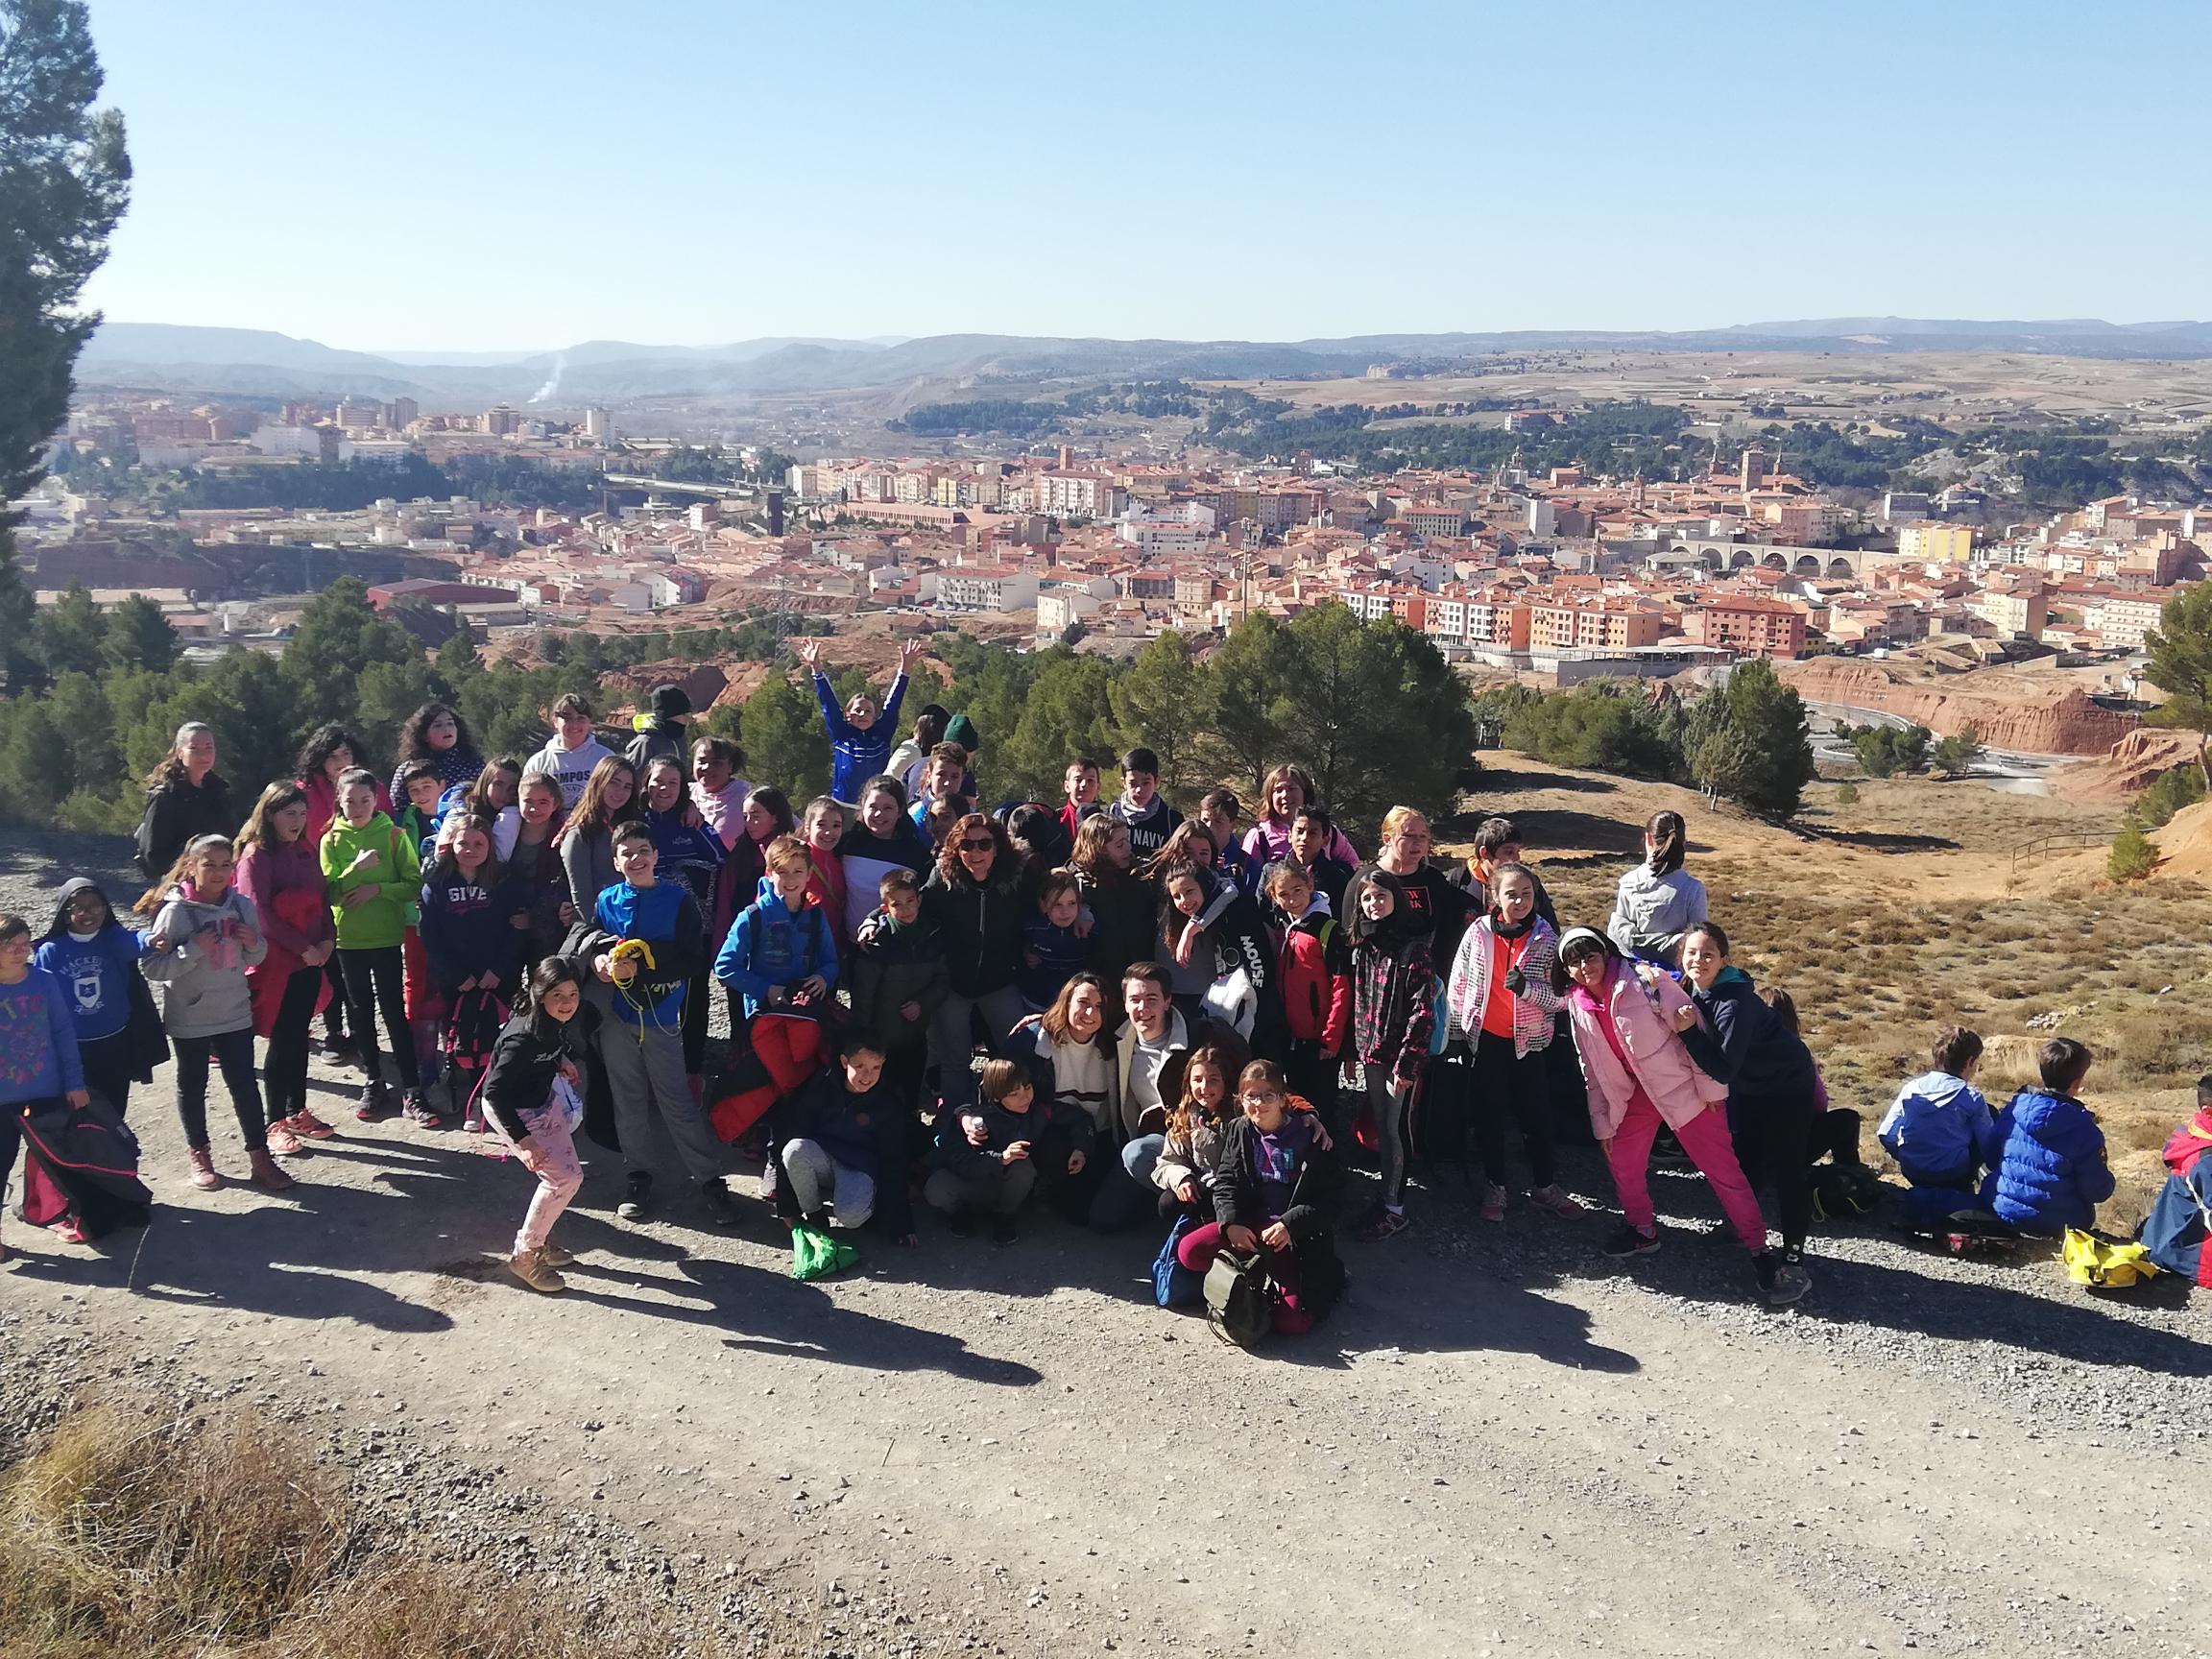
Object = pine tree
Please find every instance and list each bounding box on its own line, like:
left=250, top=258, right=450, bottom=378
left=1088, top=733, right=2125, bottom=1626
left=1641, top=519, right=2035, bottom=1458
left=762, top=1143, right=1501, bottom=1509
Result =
left=2144, top=583, right=2212, bottom=785
left=1109, top=631, right=1203, bottom=797
left=102, top=591, right=176, bottom=672
left=2108, top=825, right=2157, bottom=881
left=0, top=0, right=132, bottom=691
left=742, top=671, right=828, bottom=799
left=1200, top=612, right=1294, bottom=795
left=1717, top=658, right=1816, bottom=820
left=34, top=579, right=104, bottom=674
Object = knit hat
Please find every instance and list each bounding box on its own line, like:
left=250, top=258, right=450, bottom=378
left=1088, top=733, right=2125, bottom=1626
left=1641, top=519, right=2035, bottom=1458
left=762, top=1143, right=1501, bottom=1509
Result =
left=944, top=713, right=980, bottom=754
left=649, top=684, right=692, bottom=719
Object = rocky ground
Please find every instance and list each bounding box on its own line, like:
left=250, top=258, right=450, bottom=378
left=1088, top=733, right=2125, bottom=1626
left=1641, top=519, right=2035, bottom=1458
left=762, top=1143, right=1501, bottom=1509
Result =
left=2, top=830, right=2206, bottom=1657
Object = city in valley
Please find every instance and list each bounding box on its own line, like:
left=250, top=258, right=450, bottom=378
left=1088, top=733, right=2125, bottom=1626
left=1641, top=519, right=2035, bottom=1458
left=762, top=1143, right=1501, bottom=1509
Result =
left=25, top=330, right=2212, bottom=757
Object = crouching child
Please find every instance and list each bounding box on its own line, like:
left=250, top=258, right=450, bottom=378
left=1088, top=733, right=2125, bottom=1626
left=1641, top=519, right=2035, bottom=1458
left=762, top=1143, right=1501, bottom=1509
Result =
left=772, top=1034, right=916, bottom=1245
left=1171, top=1060, right=1344, bottom=1334
left=1979, top=1037, right=2113, bottom=1237
left=926, top=1057, right=1075, bottom=1243
left=1878, top=1025, right=1994, bottom=1231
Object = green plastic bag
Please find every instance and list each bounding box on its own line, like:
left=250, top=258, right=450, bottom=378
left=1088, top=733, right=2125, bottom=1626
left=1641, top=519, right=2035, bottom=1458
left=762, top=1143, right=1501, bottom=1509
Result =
left=790, top=1222, right=858, bottom=1281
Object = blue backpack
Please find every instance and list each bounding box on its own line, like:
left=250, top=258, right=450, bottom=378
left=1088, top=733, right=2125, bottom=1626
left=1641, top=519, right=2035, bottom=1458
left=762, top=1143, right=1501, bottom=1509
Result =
left=1152, top=1214, right=1204, bottom=1308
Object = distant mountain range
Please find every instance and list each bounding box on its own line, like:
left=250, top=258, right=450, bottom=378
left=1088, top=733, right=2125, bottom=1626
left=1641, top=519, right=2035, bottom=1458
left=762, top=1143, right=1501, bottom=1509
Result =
left=75, top=317, right=2212, bottom=406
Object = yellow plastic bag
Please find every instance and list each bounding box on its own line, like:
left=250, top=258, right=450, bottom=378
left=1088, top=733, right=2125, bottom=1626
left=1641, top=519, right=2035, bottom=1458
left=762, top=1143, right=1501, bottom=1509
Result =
left=2061, top=1228, right=2158, bottom=1288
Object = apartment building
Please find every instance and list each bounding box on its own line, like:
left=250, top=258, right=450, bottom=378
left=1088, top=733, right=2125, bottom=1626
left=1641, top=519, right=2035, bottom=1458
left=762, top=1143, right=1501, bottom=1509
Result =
left=935, top=565, right=1039, bottom=612
left=1527, top=597, right=1663, bottom=652
left=1681, top=595, right=1807, bottom=658
left=1898, top=521, right=1975, bottom=563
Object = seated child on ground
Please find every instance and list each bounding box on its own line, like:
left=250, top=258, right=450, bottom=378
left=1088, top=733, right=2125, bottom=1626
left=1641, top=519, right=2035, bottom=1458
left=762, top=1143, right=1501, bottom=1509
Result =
left=1978, top=1036, right=2114, bottom=1237
left=925, top=1057, right=1079, bottom=1242
left=1879, top=1025, right=1992, bottom=1230
left=1150, top=1044, right=1240, bottom=1222
left=1170, top=1060, right=1345, bottom=1334
left=2142, top=1073, right=2212, bottom=1285
left=772, top=1034, right=914, bottom=1245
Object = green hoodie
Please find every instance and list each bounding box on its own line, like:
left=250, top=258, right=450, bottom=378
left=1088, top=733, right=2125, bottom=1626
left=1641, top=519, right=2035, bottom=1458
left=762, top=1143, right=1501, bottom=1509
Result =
left=321, top=811, right=421, bottom=950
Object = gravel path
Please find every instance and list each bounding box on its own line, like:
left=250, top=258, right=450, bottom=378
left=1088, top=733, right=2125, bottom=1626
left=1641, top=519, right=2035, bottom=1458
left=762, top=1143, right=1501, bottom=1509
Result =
left=2, top=832, right=2205, bottom=1656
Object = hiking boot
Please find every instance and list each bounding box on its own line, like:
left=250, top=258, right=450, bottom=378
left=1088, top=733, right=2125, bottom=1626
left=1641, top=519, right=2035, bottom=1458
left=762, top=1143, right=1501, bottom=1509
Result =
left=540, top=1242, right=577, bottom=1267
left=1479, top=1182, right=1508, bottom=1223
left=700, top=1179, right=740, bottom=1228
left=263, top=1118, right=305, bottom=1158
left=616, top=1171, right=653, bottom=1222
left=508, top=1248, right=566, bottom=1293
left=401, top=1090, right=444, bottom=1129
left=1758, top=1251, right=1811, bottom=1307
left=991, top=1215, right=1020, bottom=1246
left=1528, top=1184, right=1588, bottom=1219
left=186, top=1146, right=222, bottom=1190
left=1356, top=1206, right=1411, bottom=1243
left=354, top=1081, right=393, bottom=1121
left=1602, top=1223, right=1661, bottom=1258
left=249, top=1148, right=297, bottom=1192
left=289, top=1107, right=336, bottom=1140
left=946, top=1206, right=977, bottom=1238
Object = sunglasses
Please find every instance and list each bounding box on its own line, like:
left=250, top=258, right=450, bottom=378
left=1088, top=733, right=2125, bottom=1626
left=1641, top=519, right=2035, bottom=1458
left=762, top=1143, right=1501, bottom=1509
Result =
left=958, top=836, right=996, bottom=853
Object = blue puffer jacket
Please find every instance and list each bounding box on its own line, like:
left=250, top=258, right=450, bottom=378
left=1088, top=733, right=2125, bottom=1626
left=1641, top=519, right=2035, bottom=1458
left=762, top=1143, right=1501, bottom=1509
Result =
left=1978, top=1087, right=2114, bottom=1235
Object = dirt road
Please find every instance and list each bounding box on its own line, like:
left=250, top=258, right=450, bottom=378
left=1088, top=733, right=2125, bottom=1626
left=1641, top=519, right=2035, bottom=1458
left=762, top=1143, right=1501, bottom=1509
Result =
left=4, top=1058, right=2203, bottom=1659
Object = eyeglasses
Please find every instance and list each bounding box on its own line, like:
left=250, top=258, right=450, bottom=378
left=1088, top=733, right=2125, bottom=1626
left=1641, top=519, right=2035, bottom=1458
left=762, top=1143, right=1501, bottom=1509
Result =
left=958, top=837, right=996, bottom=853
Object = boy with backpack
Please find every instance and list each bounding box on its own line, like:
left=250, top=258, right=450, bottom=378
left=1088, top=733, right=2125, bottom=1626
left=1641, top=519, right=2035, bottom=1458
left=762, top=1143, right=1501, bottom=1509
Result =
left=1262, top=859, right=1349, bottom=1132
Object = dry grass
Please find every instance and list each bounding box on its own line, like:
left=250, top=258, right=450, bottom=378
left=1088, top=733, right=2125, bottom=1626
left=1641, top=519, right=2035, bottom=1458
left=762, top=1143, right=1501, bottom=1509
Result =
left=1456, top=756, right=2207, bottom=1225
left=0, top=1405, right=685, bottom=1659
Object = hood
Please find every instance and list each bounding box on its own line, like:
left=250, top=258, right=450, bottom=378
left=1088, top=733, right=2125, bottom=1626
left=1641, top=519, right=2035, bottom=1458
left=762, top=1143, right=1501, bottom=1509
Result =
left=1714, top=964, right=1754, bottom=990
left=2007, top=1087, right=2080, bottom=1133
left=2164, top=1105, right=2212, bottom=1177
left=41, top=877, right=116, bottom=942
left=1901, top=1070, right=1981, bottom=1114
left=1294, top=891, right=1334, bottom=923
left=1193, top=871, right=1240, bottom=931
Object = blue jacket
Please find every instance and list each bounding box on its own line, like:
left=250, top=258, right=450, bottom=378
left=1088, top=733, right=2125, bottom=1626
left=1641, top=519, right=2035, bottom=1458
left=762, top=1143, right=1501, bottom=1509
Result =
left=592, top=879, right=704, bottom=1031
left=35, top=918, right=150, bottom=1045
left=0, top=966, right=87, bottom=1107
left=418, top=870, right=526, bottom=996
left=815, top=670, right=906, bottom=803
left=645, top=802, right=726, bottom=911
left=714, top=888, right=838, bottom=1018
left=1978, top=1087, right=2114, bottom=1234
left=1877, top=1070, right=1992, bottom=1185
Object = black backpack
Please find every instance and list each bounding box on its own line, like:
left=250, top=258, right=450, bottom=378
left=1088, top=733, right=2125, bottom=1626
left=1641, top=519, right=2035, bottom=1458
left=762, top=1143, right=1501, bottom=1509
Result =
left=1204, top=1249, right=1273, bottom=1348
left=1810, top=1162, right=1887, bottom=1222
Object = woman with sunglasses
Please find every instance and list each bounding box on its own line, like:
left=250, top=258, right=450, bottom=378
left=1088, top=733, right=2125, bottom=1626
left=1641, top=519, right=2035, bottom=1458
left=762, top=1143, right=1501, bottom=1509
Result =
left=921, top=812, right=1027, bottom=1112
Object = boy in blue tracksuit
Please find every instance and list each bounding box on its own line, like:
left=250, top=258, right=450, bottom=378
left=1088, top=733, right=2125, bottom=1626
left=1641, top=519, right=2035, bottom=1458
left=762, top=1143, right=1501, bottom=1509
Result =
left=1878, top=1025, right=1996, bottom=1230
left=804, top=637, right=920, bottom=805
left=1978, top=1037, right=2114, bottom=1236
left=35, top=878, right=164, bottom=1121
left=587, top=821, right=736, bottom=1226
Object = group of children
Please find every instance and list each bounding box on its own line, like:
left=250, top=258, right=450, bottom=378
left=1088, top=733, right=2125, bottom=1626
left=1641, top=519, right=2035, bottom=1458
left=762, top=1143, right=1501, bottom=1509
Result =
left=0, top=681, right=2151, bottom=1334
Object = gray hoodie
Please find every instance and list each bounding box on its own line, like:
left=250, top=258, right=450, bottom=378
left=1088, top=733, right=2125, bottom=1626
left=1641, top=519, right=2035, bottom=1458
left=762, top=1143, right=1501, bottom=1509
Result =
left=141, top=884, right=267, bottom=1039
left=1605, top=864, right=1708, bottom=963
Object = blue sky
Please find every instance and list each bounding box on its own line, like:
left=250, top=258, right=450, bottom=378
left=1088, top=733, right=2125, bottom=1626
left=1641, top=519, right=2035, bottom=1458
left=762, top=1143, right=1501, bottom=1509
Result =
left=79, top=0, right=2212, bottom=352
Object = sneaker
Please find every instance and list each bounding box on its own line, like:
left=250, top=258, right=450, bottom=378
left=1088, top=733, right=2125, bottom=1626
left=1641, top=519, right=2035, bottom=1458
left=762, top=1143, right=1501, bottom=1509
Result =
left=700, top=1179, right=740, bottom=1228
left=1527, top=1184, right=1588, bottom=1219
left=400, top=1090, right=444, bottom=1129
left=1479, top=1182, right=1508, bottom=1223
left=186, top=1147, right=222, bottom=1191
left=318, top=1035, right=361, bottom=1070
left=616, top=1171, right=653, bottom=1222
left=1356, top=1206, right=1411, bottom=1243
left=946, top=1206, right=977, bottom=1238
left=1759, top=1252, right=1811, bottom=1307
left=540, top=1242, right=577, bottom=1267
left=289, top=1108, right=336, bottom=1140
left=354, top=1082, right=393, bottom=1122
left=508, top=1248, right=566, bottom=1294
left=991, top=1216, right=1020, bottom=1246
left=1602, top=1223, right=1661, bottom=1258
left=263, top=1119, right=305, bottom=1158
left=248, top=1148, right=297, bottom=1193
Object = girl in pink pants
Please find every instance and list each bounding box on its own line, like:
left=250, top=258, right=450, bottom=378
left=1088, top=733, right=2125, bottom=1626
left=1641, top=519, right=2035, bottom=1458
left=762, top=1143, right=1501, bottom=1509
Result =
left=1554, top=927, right=1803, bottom=1306
left=478, top=958, right=596, bottom=1293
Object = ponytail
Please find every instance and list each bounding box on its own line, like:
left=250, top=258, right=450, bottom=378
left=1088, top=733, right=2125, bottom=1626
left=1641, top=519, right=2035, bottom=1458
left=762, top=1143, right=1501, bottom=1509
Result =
left=1645, top=810, right=1687, bottom=878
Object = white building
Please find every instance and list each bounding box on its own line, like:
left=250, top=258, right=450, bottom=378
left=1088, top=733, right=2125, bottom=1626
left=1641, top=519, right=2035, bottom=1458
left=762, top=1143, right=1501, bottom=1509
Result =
left=936, top=566, right=1039, bottom=612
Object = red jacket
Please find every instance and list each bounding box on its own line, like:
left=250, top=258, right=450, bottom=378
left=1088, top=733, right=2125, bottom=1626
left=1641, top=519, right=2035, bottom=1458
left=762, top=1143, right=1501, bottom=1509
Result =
left=1277, top=905, right=1350, bottom=1054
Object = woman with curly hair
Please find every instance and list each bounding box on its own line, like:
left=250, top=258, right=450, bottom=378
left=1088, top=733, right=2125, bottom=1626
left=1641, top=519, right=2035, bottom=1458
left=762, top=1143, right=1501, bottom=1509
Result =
left=921, top=811, right=1026, bottom=1112
left=385, top=701, right=483, bottom=806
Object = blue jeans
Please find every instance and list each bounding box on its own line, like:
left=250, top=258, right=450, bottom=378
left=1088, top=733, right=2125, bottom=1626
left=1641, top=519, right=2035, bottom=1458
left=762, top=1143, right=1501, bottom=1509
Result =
left=1088, top=1132, right=1166, bottom=1231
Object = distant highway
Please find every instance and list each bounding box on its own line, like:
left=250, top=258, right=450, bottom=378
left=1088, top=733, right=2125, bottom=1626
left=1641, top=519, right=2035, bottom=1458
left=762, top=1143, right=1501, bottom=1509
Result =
left=601, top=473, right=760, bottom=500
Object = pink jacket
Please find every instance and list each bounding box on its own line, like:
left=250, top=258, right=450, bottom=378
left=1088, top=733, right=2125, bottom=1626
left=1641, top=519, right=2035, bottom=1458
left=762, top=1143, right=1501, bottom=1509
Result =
left=1565, top=961, right=1728, bottom=1137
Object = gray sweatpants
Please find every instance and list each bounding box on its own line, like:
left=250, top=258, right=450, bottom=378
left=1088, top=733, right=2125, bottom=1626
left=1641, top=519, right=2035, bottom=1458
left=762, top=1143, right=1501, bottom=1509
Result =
left=925, top=1160, right=1038, bottom=1217
left=1370, top=1067, right=1411, bottom=1208
left=601, top=1022, right=724, bottom=1183
left=781, top=1139, right=876, bottom=1227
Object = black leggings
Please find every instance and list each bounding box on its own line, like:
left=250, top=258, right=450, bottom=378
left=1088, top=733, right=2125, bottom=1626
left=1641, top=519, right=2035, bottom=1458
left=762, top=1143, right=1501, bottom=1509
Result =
left=175, top=1028, right=268, bottom=1151
left=339, top=946, right=420, bottom=1089
left=78, top=1032, right=136, bottom=1122
left=320, top=954, right=350, bottom=1041
left=265, top=965, right=323, bottom=1120
left=1732, top=1084, right=1817, bottom=1254
left=1471, top=1028, right=1554, bottom=1188
left=683, top=958, right=710, bottom=1075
